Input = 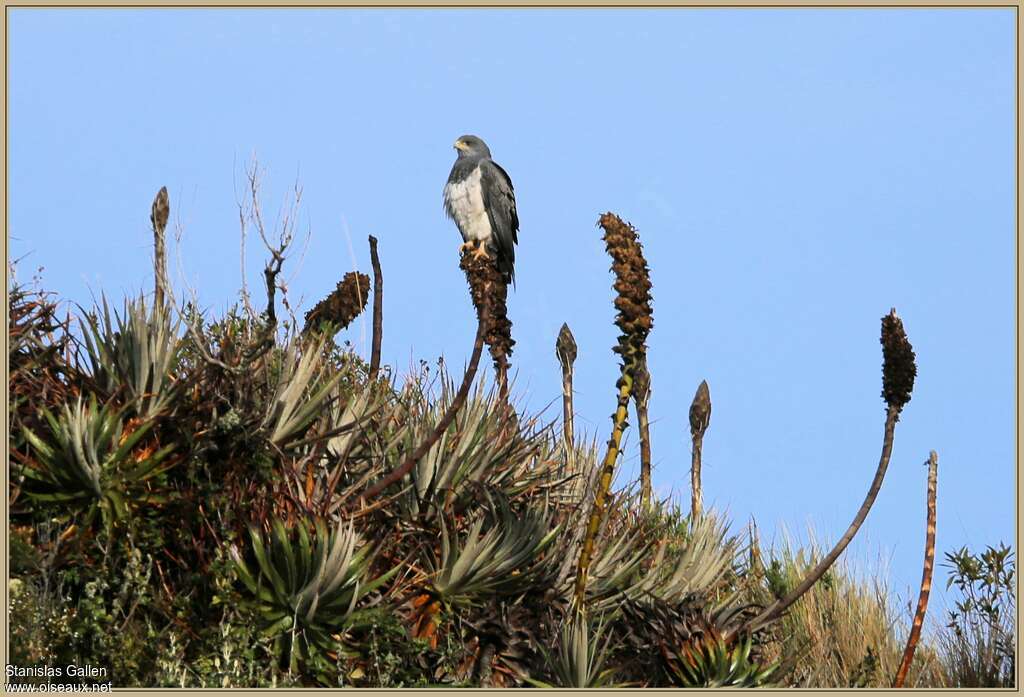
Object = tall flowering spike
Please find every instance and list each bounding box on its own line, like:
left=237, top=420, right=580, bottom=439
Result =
left=460, top=251, right=515, bottom=390
left=880, top=308, right=917, bottom=415
left=737, top=310, right=918, bottom=640
left=303, top=271, right=370, bottom=334
left=573, top=212, right=654, bottom=609
left=599, top=212, right=654, bottom=357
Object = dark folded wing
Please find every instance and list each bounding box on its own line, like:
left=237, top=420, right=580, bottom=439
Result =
left=479, top=159, right=519, bottom=283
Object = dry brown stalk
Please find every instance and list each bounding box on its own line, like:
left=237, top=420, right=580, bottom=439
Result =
left=555, top=323, right=578, bottom=475
left=302, top=271, right=370, bottom=335
left=634, top=356, right=653, bottom=510
left=460, top=251, right=514, bottom=400
left=150, top=186, right=169, bottom=308
left=893, top=450, right=938, bottom=688
left=572, top=212, right=653, bottom=609
left=734, top=309, right=917, bottom=640
left=368, top=235, right=384, bottom=379
left=688, top=379, right=711, bottom=521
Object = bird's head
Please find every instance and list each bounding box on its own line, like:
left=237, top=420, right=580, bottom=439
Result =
left=453, top=135, right=491, bottom=159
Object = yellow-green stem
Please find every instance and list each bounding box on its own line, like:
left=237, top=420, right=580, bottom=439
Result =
left=572, top=357, right=636, bottom=609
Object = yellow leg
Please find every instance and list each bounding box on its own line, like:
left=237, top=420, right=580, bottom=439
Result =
left=471, top=241, right=491, bottom=260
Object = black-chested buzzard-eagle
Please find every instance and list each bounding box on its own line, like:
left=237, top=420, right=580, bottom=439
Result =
left=443, top=135, right=519, bottom=285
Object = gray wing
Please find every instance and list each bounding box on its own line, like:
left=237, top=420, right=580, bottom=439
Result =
left=479, top=159, right=519, bottom=284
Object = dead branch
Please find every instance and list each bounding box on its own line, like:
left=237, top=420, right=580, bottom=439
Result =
left=893, top=450, right=939, bottom=688
left=368, top=235, right=384, bottom=379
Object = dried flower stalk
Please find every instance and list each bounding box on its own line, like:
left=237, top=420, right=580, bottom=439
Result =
left=573, top=212, right=653, bottom=609
left=556, top=323, right=578, bottom=475
left=893, top=450, right=938, bottom=688
left=735, top=309, right=917, bottom=639
left=689, top=379, right=711, bottom=520
left=303, top=271, right=370, bottom=335
left=151, top=186, right=170, bottom=309
left=368, top=235, right=384, bottom=379
left=461, top=250, right=514, bottom=399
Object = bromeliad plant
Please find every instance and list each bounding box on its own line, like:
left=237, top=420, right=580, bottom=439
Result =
left=229, top=516, right=396, bottom=675
left=80, top=294, right=182, bottom=420
left=429, top=499, right=559, bottom=605
left=18, top=395, right=175, bottom=529
left=261, top=335, right=348, bottom=448
left=529, top=610, right=619, bottom=688
left=8, top=184, right=955, bottom=688
left=412, top=498, right=560, bottom=648
left=395, top=380, right=555, bottom=522
left=663, top=629, right=780, bottom=687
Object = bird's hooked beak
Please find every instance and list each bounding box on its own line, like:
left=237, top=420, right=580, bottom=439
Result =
left=453, top=139, right=468, bottom=152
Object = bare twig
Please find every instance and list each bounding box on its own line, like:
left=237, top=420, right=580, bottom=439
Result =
left=234, top=158, right=258, bottom=323
left=263, top=246, right=285, bottom=327
left=165, top=201, right=242, bottom=374
left=893, top=450, right=939, bottom=688
left=688, top=379, right=711, bottom=521
left=165, top=162, right=298, bottom=373
left=243, top=158, right=302, bottom=332
left=368, top=235, right=384, bottom=379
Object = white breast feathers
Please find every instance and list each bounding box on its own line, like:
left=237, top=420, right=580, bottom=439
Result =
left=445, top=168, right=492, bottom=243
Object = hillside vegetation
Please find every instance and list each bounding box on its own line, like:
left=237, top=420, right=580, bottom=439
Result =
left=7, top=182, right=1014, bottom=688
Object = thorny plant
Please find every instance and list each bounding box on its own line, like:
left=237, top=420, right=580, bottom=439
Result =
left=7, top=184, right=979, bottom=689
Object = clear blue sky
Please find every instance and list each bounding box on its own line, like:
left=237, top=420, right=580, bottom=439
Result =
left=8, top=8, right=1016, bottom=618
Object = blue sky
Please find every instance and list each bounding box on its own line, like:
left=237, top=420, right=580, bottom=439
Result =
left=8, top=8, right=1016, bottom=618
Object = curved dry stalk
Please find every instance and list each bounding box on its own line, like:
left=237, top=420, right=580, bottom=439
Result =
left=740, top=407, right=899, bottom=638
left=733, top=309, right=916, bottom=640
left=893, top=450, right=938, bottom=688
left=368, top=235, right=384, bottom=379
left=358, top=308, right=488, bottom=503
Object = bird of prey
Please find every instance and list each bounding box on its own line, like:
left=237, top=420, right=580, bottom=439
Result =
left=443, top=135, right=519, bottom=285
